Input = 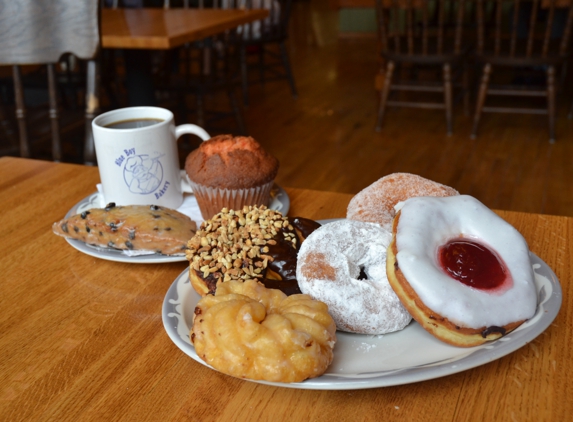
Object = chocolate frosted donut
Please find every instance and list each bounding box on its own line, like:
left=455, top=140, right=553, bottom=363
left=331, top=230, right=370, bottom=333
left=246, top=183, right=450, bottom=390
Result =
left=185, top=205, right=321, bottom=296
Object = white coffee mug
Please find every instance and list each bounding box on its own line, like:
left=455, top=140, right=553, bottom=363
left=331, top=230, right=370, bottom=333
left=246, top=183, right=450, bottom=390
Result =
left=92, top=106, right=210, bottom=209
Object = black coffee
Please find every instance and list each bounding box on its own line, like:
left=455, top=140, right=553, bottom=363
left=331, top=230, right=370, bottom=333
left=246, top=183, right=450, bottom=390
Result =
left=105, top=118, right=163, bottom=129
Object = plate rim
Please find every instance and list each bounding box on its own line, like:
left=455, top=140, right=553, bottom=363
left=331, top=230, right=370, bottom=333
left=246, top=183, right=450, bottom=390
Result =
left=161, top=225, right=562, bottom=389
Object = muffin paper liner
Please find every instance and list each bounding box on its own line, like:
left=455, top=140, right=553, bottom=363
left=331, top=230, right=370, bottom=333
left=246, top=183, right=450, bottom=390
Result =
left=188, top=180, right=274, bottom=220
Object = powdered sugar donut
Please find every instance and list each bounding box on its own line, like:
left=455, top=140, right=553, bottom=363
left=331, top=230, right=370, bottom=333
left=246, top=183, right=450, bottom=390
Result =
left=387, top=195, right=538, bottom=347
left=347, top=173, right=459, bottom=231
left=296, top=219, right=412, bottom=335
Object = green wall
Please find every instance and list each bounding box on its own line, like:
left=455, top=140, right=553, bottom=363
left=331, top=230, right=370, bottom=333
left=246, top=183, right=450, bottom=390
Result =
left=339, top=8, right=377, bottom=33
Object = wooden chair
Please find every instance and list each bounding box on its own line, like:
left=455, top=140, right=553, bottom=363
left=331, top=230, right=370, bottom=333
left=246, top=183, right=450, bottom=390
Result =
left=155, top=0, right=247, bottom=134
left=0, top=96, right=18, bottom=154
left=471, top=0, right=573, bottom=143
left=0, top=0, right=100, bottom=163
left=236, top=0, right=298, bottom=106
left=375, top=0, right=471, bottom=136
left=163, top=0, right=295, bottom=115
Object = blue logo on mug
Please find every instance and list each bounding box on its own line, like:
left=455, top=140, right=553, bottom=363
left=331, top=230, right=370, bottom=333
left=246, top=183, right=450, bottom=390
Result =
left=123, top=154, right=164, bottom=195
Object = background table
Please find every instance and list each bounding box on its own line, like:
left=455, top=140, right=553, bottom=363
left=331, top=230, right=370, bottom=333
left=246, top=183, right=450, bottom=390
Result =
left=0, top=156, right=571, bottom=421
left=101, top=8, right=270, bottom=49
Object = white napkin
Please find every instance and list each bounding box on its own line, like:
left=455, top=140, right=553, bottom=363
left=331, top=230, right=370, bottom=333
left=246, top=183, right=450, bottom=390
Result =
left=176, top=194, right=205, bottom=227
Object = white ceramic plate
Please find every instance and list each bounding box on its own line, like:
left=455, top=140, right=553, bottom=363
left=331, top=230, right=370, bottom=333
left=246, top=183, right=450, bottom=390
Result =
left=162, top=249, right=561, bottom=390
left=61, top=184, right=290, bottom=264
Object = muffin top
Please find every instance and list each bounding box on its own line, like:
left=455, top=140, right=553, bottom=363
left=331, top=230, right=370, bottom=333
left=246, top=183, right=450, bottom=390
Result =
left=185, top=135, right=279, bottom=189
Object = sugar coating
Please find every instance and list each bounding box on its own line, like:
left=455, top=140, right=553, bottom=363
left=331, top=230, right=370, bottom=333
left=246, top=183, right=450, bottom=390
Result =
left=347, top=173, right=459, bottom=231
left=296, top=220, right=412, bottom=335
left=395, top=195, right=538, bottom=328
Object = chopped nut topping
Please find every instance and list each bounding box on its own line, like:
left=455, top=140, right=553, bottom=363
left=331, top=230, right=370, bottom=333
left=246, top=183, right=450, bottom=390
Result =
left=186, top=205, right=297, bottom=283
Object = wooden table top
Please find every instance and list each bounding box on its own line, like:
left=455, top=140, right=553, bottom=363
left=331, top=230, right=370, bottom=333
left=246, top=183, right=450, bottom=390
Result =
left=1, top=156, right=571, bottom=421
left=101, top=8, right=269, bottom=49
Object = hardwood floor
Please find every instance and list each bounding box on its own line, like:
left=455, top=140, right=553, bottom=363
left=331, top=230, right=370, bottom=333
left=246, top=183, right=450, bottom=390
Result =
left=2, top=0, right=572, bottom=217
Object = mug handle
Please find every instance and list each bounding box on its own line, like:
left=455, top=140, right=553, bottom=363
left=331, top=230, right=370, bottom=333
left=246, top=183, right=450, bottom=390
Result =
left=175, top=124, right=211, bottom=193
left=175, top=124, right=211, bottom=141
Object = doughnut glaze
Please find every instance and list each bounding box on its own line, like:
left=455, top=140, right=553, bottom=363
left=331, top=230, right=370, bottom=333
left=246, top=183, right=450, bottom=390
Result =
left=191, top=279, right=336, bottom=382
left=387, top=195, right=537, bottom=346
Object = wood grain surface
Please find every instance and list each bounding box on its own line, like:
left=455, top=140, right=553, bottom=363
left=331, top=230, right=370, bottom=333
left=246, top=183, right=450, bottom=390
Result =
left=0, top=156, right=571, bottom=421
left=101, top=8, right=269, bottom=49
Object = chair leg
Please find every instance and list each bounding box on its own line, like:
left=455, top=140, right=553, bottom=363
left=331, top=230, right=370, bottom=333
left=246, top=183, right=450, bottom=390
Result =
left=559, top=60, right=568, bottom=89
left=47, top=63, right=62, bottom=162
left=547, top=65, right=556, bottom=143
left=463, top=63, right=470, bottom=117
left=258, top=45, right=265, bottom=89
left=471, top=63, right=492, bottom=140
left=227, top=88, right=247, bottom=135
left=179, top=45, right=193, bottom=122
left=222, top=41, right=246, bottom=135
left=375, top=61, right=394, bottom=132
left=195, top=46, right=209, bottom=128
left=84, top=59, right=100, bottom=165
left=12, top=65, right=29, bottom=158
left=0, top=98, right=17, bottom=150
left=240, top=45, right=249, bottom=106
left=196, top=92, right=205, bottom=128
left=443, top=63, right=453, bottom=136
left=100, top=50, right=122, bottom=109
left=279, top=41, right=298, bottom=99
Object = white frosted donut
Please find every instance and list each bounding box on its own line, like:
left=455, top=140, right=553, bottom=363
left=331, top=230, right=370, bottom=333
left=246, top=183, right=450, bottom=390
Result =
left=296, top=219, right=412, bottom=335
left=387, top=195, right=538, bottom=347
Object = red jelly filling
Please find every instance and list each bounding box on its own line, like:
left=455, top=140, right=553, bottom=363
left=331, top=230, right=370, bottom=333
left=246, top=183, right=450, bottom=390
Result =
left=439, top=238, right=508, bottom=290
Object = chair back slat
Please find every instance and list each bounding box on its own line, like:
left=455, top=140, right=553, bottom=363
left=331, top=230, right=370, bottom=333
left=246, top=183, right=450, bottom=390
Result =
left=559, top=5, right=573, bottom=54
left=437, top=0, right=445, bottom=54
left=494, top=0, right=503, bottom=55
left=510, top=0, right=521, bottom=56
left=407, top=0, right=415, bottom=54
left=525, top=0, right=539, bottom=56
left=376, top=0, right=468, bottom=57
left=422, top=1, right=429, bottom=54
left=376, top=1, right=389, bottom=52
left=542, top=1, right=556, bottom=56
left=392, top=1, right=402, bottom=54
left=454, top=0, right=466, bottom=54
left=477, top=0, right=484, bottom=53
left=476, top=0, right=573, bottom=59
